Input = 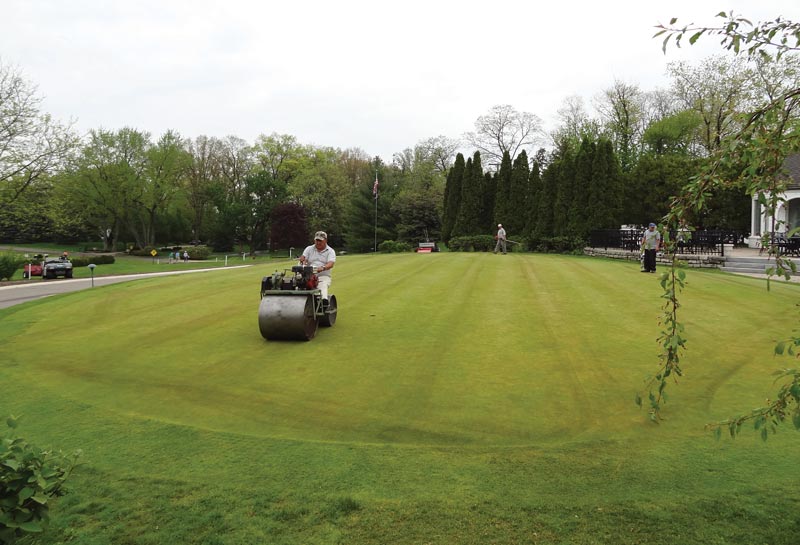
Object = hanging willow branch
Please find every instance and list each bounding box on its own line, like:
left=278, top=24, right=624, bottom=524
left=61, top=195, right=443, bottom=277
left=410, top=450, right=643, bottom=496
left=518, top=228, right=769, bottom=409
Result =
left=640, top=12, right=800, bottom=437
left=637, top=100, right=799, bottom=424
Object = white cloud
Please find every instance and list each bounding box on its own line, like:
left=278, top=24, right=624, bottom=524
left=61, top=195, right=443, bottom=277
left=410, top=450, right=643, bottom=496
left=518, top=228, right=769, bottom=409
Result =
left=2, top=0, right=798, bottom=160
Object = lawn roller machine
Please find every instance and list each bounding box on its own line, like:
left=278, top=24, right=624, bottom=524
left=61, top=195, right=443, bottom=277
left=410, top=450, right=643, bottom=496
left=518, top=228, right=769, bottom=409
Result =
left=258, top=265, right=337, bottom=341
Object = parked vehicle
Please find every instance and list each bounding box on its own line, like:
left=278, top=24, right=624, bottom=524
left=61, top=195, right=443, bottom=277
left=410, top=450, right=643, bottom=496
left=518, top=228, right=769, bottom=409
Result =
left=42, top=255, right=73, bottom=279
left=22, top=262, right=43, bottom=279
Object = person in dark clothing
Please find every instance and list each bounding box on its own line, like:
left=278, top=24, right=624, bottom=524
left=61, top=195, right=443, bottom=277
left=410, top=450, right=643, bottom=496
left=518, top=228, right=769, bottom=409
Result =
left=641, top=223, right=661, bottom=273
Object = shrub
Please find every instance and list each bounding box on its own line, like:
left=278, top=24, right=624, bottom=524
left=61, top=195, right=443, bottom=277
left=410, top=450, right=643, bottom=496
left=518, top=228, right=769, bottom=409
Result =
left=129, top=246, right=157, bottom=257
left=447, top=235, right=496, bottom=252
left=0, top=252, right=24, bottom=281
left=0, top=416, right=81, bottom=544
left=186, top=246, right=212, bottom=260
left=378, top=240, right=413, bottom=253
left=526, top=236, right=586, bottom=254
left=69, top=255, right=114, bottom=267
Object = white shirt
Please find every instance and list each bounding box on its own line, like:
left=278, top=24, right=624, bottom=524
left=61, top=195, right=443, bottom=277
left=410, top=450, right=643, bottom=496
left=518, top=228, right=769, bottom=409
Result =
left=302, top=244, right=336, bottom=277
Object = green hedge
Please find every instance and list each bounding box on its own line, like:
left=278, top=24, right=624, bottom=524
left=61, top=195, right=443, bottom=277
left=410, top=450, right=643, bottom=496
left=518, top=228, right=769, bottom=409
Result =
left=525, top=236, right=586, bottom=254
left=70, top=255, right=116, bottom=267
left=447, top=235, right=496, bottom=252
left=378, top=240, right=414, bottom=253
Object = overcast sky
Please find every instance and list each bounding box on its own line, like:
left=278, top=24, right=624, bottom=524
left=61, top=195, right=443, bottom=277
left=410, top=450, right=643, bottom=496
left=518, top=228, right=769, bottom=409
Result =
left=3, top=1, right=798, bottom=161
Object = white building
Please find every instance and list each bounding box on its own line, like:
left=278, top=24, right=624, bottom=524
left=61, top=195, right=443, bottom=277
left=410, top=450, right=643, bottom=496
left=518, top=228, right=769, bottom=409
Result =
left=748, top=154, right=800, bottom=247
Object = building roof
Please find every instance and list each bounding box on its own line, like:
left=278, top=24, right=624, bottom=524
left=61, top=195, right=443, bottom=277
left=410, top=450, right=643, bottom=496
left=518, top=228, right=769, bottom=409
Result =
left=784, top=154, right=800, bottom=190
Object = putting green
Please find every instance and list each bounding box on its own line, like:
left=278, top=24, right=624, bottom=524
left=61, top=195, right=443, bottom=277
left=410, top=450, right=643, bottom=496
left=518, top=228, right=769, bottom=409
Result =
left=1, top=253, right=796, bottom=448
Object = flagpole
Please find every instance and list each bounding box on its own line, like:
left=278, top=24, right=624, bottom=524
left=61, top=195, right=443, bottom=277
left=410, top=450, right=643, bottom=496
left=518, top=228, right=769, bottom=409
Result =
left=373, top=171, right=378, bottom=253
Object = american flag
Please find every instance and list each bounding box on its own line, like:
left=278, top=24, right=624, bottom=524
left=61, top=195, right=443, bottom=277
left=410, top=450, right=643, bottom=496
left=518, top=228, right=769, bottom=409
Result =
left=372, top=174, right=379, bottom=198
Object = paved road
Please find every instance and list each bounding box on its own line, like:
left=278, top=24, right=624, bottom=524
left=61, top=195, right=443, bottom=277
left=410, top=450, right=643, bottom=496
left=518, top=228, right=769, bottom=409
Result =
left=0, top=266, right=251, bottom=310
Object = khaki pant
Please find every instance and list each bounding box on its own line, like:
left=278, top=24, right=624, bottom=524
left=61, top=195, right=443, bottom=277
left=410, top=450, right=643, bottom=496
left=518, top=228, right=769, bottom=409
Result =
left=317, top=275, right=332, bottom=300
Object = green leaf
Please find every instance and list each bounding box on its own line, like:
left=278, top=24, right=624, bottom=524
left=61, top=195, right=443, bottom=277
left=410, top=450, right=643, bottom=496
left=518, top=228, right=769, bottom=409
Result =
left=792, top=411, right=800, bottom=430
left=634, top=393, right=642, bottom=407
left=18, top=487, right=34, bottom=501
left=670, top=17, right=678, bottom=25
left=760, top=427, right=768, bottom=442
left=775, top=341, right=786, bottom=355
left=30, top=493, right=49, bottom=505
left=18, top=520, right=43, bottom=533
left=713, top=427, right=722, bottom=440
left=689, top=31, right=703, bottom=45
left=6, top=416, right=18, bottom=429
left=3, top=459, right=20, bottom=471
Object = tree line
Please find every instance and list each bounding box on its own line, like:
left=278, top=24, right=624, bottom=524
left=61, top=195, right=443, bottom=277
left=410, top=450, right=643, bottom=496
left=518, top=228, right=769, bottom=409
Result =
left=3, top=49, right=798, bottom=252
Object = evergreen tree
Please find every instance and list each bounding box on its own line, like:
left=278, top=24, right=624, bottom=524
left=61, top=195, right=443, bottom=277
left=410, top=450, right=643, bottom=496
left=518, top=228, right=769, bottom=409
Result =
left=524, top=160, right=542, bottom=238
left=552, top=148, right=576, bottom=237
left=391, top=188, right=442, bottom=243
left=535, top=157, right=558, bottom=238
left=345, top=173, right=396, bottom=252
left=493, top=151, right=513, bottom=227
left=623, top=154, right=693, bottom=226
left=441, top=153, right=465, bottom=243
left=482, top=171, right=496, bottom=234
left=588, top=138, right=622, bottom=230
left=442, top=169, right=451, bottom=233
left=568, top=137, right=595, bottom=237
left=451, top=157, right=473, bottom=237
left=507, top=150, right=530, bottom=236
left=452, top=152, right=485, bottom=236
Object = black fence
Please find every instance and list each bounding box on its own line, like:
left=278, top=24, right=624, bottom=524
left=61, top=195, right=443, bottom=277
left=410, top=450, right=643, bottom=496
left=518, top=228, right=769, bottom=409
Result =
left=589, top=230, right=747, bottom=256
left=589, top=230, right=642, bottom=252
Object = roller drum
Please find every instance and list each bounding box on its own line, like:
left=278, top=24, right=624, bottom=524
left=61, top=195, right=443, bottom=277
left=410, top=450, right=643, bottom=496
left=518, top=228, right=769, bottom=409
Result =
left=258, top=294, right=318, bottom=341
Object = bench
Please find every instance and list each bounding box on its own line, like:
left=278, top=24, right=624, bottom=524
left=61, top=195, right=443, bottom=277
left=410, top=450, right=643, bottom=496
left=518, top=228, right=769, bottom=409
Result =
left=778, top=238, right=800, bottom=257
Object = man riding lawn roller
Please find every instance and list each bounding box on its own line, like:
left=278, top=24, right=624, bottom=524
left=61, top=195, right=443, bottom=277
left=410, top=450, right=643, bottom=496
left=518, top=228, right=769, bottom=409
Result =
left=298, top=231, right=336, bottom=301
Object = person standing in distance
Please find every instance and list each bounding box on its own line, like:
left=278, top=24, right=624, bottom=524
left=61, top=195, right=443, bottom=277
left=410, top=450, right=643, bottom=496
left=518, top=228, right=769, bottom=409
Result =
left=299, top=231, right=336, bottom=301
left=494, top=223, right=507, bottom=254
left=641, top=223, right=662, bottom=273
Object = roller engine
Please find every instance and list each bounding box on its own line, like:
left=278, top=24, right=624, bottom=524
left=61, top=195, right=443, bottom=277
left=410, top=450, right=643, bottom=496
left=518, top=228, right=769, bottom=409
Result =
left=258, top=265, right=337, bottom=341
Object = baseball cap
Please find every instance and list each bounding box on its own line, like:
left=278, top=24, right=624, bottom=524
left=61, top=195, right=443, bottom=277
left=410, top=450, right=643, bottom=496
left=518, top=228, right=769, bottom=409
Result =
left=498, top=224, right=502, bottom=227
left=314, top=231, right=327, bottom=240
left=648, top=223, right=656, bottom=227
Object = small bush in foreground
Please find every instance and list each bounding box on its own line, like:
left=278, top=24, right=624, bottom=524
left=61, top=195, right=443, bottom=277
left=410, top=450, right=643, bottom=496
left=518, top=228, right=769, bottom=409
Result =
left=0, top=252, right=25, bottom=281
left=0, top=416, right=81, bottom=545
